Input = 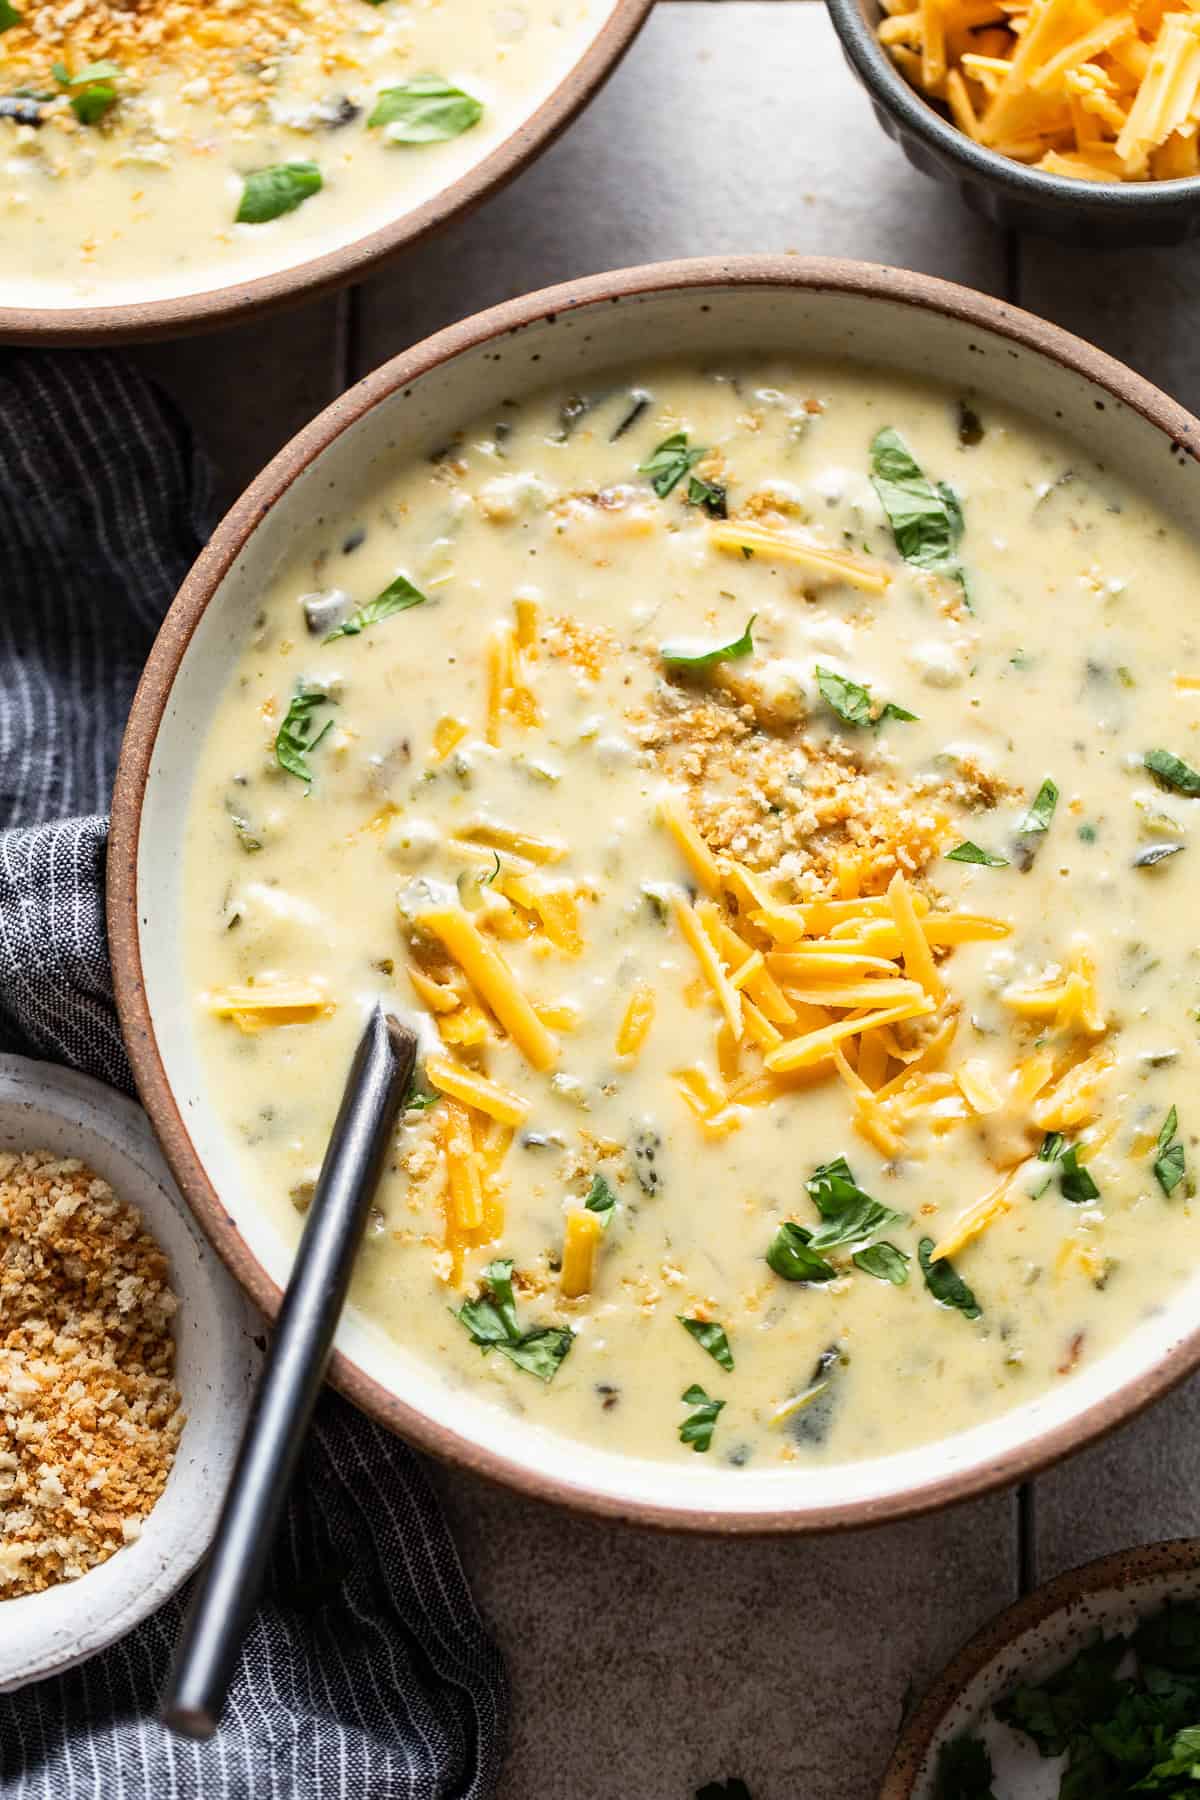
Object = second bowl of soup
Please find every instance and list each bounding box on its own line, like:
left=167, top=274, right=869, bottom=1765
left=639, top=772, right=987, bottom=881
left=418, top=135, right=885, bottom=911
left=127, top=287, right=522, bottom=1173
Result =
left=111, top=258, right=1200, bottom=1529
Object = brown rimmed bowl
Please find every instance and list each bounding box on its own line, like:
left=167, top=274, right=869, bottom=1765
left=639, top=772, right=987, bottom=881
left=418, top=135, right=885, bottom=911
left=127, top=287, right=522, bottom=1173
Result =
left=881, top=1539, right=1200, bottom=1796
left=0, top=0, right=651, bottom=347
left=110, top=254, right=1200, bottom=1532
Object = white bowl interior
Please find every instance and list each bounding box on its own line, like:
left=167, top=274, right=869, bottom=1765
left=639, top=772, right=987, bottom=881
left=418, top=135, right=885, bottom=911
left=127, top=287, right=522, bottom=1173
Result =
left=138, top=280, right=1200, bottom=1520
left=0, top=1056, right=259, bottom=1687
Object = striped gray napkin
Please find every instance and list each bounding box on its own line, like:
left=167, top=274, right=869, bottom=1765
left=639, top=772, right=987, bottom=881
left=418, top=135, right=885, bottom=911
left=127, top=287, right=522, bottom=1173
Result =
left=0, top=352, right=507, bottom=1799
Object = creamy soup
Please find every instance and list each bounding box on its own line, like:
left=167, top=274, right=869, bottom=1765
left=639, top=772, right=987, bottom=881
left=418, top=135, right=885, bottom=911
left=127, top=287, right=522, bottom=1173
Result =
left=0, top=0, right=603, bottom=309
left=184, top=358, right=1200, bottom=1471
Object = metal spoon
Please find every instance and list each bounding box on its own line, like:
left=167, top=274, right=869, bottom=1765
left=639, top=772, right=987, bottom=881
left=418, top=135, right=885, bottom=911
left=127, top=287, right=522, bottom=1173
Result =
left=162, top=1006, right=417, bottom=1738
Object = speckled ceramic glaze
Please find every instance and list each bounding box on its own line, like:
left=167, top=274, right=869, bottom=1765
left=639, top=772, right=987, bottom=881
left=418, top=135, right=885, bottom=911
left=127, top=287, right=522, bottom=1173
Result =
left=882, top=1539, right=1200, bottom=1797
left=110, top=257, right=1200, bottom=1531
left=823, top=0, right=1200, bottom=246
left=0, top=1055, right=261, bottom=1688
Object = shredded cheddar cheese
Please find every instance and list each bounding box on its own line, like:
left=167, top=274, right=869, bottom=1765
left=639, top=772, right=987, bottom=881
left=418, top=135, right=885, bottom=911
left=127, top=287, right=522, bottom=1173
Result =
left=879, top=0, right=1200, bottom=182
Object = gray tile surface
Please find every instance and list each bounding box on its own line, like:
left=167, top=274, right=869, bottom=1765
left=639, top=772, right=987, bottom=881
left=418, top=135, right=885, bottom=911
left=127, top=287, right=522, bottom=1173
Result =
left=1017, top=246, right=1200, bottom=418
left=130, top=293, right=349, bottom=515
left=433, top=1466, right=1017, bottom=1800
left=354, top=1, right=1006, bottom=368
left=134, top=6, right=1199, bottom=1794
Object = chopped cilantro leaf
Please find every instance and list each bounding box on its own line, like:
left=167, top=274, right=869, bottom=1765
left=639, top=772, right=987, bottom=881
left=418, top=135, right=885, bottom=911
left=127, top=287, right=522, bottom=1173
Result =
left=766, top=1221, right=837, bottom=1283
left=639, top=432, right=706, bottom=499
left=918, top=1237, right=981, bottom=1320
left=324, top=572, right=427, bottom=640
left=678, top=1383, right=724, bottom=1453
left=661, top=615, right=755, bottom=673
left=237, top=162, right=323, bottom=224
left=946, top=841, right=1009, bottom=867
left=805, top=1155, right=904, bottom=1250
left=1155, top=1105, right=1187, bottom=1196
left=1018, top=777, right=1059, bottom=835
left=457, top=1257, right=573, bottom=1381
left=368, top=75, right=483, bottom=141
left=275, top=685, right=336, bottom=787
left=815, top=665, right=917, bottom=729
left=678, top=1316, right=734, bottom=1371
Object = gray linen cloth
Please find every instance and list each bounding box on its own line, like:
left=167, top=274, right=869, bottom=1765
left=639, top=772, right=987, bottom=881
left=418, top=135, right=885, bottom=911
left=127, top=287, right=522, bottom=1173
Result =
left=0, top=351, right=507, bottom=1799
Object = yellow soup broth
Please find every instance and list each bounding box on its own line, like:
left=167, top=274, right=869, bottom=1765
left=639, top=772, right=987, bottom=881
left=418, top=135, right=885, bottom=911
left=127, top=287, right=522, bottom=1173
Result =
left=184, top=360, right=1200, bottom=1471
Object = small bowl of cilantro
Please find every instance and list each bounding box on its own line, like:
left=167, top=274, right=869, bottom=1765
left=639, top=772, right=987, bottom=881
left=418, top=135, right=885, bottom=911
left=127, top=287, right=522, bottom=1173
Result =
left=881, top=1540, right=1200, bottom=1799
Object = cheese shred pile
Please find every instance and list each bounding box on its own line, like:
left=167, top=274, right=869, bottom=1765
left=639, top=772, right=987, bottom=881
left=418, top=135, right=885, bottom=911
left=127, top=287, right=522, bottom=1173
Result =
left=877, top=0, right=1200, bottom=181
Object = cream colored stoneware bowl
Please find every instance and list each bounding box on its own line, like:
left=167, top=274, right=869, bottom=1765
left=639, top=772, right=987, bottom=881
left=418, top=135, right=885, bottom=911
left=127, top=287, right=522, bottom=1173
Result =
left=110, top=257, right=1200, bottom=1532
left=0, top=0, right=650, bottom=345
left=881, top=1539, right=1200, bottom=1797
left=0, top=1055, right=260, bottom=1688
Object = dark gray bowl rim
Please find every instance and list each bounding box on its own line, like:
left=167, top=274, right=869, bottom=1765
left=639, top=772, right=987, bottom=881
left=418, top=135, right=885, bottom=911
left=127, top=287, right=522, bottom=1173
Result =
left=824, top=0, right=1200, bottom=213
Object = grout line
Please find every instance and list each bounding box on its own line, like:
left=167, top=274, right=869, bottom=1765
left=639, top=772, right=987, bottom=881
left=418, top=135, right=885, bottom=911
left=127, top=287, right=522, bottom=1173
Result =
left=333, top=283, right=354, bottom=398
left=347, top=281, right=368, bottom=391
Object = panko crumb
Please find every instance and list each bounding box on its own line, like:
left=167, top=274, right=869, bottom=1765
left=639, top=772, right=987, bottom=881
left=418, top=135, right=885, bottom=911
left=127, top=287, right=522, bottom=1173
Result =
left=630, top=684, right=955, bottom=896
left=0, top=0, right=369, bottom=122
left=0, top=1150, right=183, bottom=1598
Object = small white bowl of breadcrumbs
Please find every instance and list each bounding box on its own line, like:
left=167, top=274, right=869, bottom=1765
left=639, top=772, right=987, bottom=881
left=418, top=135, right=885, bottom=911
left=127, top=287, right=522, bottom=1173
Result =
left=0, top=1054, right=260, bottom=1690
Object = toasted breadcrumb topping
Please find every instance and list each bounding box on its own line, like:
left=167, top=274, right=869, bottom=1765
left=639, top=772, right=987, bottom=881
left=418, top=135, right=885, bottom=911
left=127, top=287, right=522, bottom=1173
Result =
left=1, top=0, right=372, bottom=113
left=630, top=683, right=964, bottom=897
left=0, top=1150, right=183, bottom=1598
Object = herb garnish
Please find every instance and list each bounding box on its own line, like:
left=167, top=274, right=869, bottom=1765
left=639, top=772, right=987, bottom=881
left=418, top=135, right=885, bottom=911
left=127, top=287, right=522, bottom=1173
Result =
left=1154, top=1105, right=1186, bottom=1196
left=852, top=1241, right=910, bottom=1285
left=457, top=1257, right=573, bottom=1382
left=946, top=841, right=1009, bottom=867
left=678, top=1316, right=734, bottom=1372
left=53, top=58, right=121, bottom=123
left=583, top=1172, right=617, bottom=1226
left=815, top=665, right=918, bottom=729
left=933, top=1732, right=996, bottom=1799
left=987, top=1599, right=1200, bottom=1795
left=275, top=685, right=336, bottom=787
left=806, top=1155, right=905, bottom=1250
left=323, top=573, right=427, bottom=640
left=918, top=1237, right=981, bottom=1320
left=661, top=615, right=755, bottom=673
left=237, top=162, right=323, bottom=223
left=368, top=76, right=483, bottom=141
left=0, top=3, right=22, bottom=33
left=678, top=1383, right=725, bottom=1452
left=1031, top=1130, right=1065, bottom=1197
left=1058, top=1144, right=1100, bottom=1204
left=639, top=432, right=706, bottom=499
left=765, top=1221, right=837, bottom=1283
left=1146, top=748, right=1200, bottom=797
left=686, top=474, right=728, bottom=518
left=1018, top=777, right=1059, bottom=835
left=403, top=1083, right=440, bottom=1112
left=869, top=427, right=965, bottom=571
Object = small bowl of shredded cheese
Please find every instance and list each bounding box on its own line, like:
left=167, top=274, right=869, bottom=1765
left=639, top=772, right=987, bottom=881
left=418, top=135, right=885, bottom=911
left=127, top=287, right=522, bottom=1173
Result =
left=825, top=0, right=1200, bottom=243
left=0, top=1055, right=259, bottom=1691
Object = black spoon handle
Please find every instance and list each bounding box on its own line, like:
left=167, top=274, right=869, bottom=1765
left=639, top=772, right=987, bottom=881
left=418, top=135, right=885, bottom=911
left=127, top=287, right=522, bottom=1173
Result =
left=162, top=1007, right=417, bottom=1738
